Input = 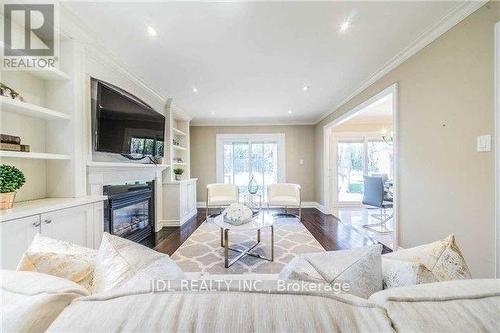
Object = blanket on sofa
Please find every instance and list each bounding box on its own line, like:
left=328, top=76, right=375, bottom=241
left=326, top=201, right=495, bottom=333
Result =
left=47, top=283, right=394, bottom=332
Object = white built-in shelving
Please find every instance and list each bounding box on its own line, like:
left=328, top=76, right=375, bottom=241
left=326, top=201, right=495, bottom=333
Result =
left=0, top=34, right=82, bottom=204
left=1, top=97, right=70, bottom=121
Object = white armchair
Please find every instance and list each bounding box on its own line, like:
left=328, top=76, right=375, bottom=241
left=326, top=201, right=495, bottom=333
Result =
left=206, top=184, right=239, bottom=218
left=267, top=183, right=301, bottom=220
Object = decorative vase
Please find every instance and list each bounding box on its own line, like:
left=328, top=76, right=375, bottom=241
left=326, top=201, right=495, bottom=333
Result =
left=0, top=192, right=16, bottom=210
left=248, top=175, right=259, bottom=194
left=175, top=174, right=182, bottom=181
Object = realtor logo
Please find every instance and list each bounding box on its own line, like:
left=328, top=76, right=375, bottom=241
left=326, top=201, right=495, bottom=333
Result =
left=3, top=3, right=59, bottom=70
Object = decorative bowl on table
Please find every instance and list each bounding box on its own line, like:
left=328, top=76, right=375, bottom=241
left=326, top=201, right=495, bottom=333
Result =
left=222, top=203, right=253, bottom=226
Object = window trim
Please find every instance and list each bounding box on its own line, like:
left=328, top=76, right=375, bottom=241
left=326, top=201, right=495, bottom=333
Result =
left=215, top=133, right=286, bottom=186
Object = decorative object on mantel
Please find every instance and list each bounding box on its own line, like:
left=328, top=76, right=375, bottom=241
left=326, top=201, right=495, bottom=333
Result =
left=0, top=164, right=26, bottom=209
left=172, top=138, right=182, bottom=147
left=0, top=134, right=30, bottom=152
left=222, top=203, right=253, bottom=226
left=0, top=83, right=24, bottom=101
left=248, top=174, right=259, bottom=194
left=173, top=168, right=184, bottom=181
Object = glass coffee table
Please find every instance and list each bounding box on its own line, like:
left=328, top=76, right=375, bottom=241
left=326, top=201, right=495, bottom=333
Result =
left=209, top=212, right=274, bottom=268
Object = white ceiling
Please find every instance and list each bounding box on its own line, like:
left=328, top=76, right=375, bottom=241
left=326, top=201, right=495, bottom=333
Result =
left=64, top=1, right=466, bottom=125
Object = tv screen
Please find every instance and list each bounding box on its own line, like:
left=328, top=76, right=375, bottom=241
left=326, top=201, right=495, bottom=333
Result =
left=92, top=79, right=165, bottom=157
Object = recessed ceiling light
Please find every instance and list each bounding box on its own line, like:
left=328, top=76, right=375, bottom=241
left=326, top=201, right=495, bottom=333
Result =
left=210, top=111, right=215, bottom=116
left=339, top=20, right=350, bottom=33
left=192, top=87, right=198, bottom=93
left=288, top=110, right=292, bottom=115
left=147, top=26, right=157, bottom=37
left=302, top=85, right=310, bottom=91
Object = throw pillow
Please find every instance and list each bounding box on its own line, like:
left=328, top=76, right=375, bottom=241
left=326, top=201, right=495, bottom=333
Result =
left=383, top=234, right=471, bottom=283
left=17, top=234, right=97, bottom=291
left=382, top=258, right=437, bottom=288
left=92, top=233, right=185, bottom=293
left=279, top=244, right=383, bottom=298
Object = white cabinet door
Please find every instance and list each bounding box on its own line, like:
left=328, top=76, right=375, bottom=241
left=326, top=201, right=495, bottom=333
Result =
left=0, top=216, right=40, bottom=269
left=40, top=204, right=94, bottom=248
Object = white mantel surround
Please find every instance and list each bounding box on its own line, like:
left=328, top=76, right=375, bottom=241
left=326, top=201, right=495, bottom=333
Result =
left=86, top=162, right=170, bottom=232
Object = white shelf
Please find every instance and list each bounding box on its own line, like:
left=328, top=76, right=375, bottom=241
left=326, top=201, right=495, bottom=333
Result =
left=173, top=145, right=186, bottom=151
left=0, top=151, right=71, bottom=160
left=0, top=196, right=107, bottom=222
left=1, top=97, right=70, bottom=121
left=87, top=161, right=170, bottom=170
left=172, top=128, right=187, bottom=136
left=173, top=162, right=187, bottom=166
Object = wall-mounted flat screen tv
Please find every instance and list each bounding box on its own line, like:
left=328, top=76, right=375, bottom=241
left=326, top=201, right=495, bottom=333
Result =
left=91, top=78, right=165, bottom=158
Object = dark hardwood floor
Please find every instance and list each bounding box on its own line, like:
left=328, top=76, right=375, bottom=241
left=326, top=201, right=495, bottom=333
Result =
left=153, top=208, right=391, bottom=255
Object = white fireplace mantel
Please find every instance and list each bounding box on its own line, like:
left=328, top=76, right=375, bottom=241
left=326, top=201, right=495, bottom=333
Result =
left=86, top=161, right=169, bottom=232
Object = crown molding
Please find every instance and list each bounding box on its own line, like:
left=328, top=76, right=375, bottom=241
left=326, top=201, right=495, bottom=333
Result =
left=315, top=0, right=487, bottom=125
left=190, top=121, right=316, bottom=127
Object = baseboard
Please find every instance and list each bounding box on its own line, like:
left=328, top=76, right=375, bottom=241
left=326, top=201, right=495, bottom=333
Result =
left=158, top=209, right=198, bottom=227
left=302, top=201, right=329, bottom=215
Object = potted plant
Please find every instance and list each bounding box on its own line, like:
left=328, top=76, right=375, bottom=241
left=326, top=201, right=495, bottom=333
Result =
left=173, top=168, right=184, bottom=181
left=0, top=164, right=26, bottom=209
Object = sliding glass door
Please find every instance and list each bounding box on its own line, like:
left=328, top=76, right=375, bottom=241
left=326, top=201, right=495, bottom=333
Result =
left=336, top=136, right=393, bottom=204
left=218, top=134, right=284, bottom=202
left=337, top=139, right=364, bottom=202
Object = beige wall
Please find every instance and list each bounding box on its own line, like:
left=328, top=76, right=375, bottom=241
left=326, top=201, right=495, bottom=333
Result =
left=191, top=125, right=316, bottom=202
left=316, top=3, right=500, bottom=278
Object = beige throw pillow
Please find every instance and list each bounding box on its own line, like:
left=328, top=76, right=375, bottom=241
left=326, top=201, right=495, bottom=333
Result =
left=17, top=234, right=97, bottom=291
left=92, top=233, right=185, bottom=293
left=279, top=245, right=383, bottom=298
left=382, top=234, right=471, bottom=288
left=382, top=258, right=437, bottom=288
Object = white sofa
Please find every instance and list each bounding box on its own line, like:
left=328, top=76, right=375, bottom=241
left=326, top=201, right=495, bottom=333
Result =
left=2, top=269, right=499, bottom=332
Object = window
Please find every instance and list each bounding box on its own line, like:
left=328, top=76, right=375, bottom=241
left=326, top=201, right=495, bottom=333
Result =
left=217, top=134, right=285, bottom=201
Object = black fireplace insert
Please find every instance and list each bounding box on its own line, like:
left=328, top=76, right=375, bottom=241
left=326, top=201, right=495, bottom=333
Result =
left=103, top=182, right=155, bottom=243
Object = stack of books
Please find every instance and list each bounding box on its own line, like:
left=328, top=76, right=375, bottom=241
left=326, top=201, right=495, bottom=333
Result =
left=1, top=134, right=30, bottom=152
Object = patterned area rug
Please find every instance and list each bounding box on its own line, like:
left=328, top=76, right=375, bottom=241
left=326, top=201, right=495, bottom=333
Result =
left=171, top=217, right=325, bottom=274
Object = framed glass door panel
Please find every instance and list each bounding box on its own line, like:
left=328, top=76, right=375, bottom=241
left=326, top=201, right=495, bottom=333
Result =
left=219, top=135, right=282, bottom=203
left=367, top=140, right=393, bottom=178
left=337, top=140, right=364, bottom=202
left=232, top=142, right=250, bottom=197
left=263, top=143, right=278, bottom=201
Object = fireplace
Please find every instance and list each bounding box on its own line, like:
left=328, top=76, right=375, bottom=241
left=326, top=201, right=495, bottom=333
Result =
left=103, top=182, right=155, bottom=243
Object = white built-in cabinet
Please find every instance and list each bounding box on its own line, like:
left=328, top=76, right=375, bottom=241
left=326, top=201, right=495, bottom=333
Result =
left=162, top=179, right=197, bottom=227
left=0, top=200, right=104, bottom=270
left=159, top=102, right=198, bottom=227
